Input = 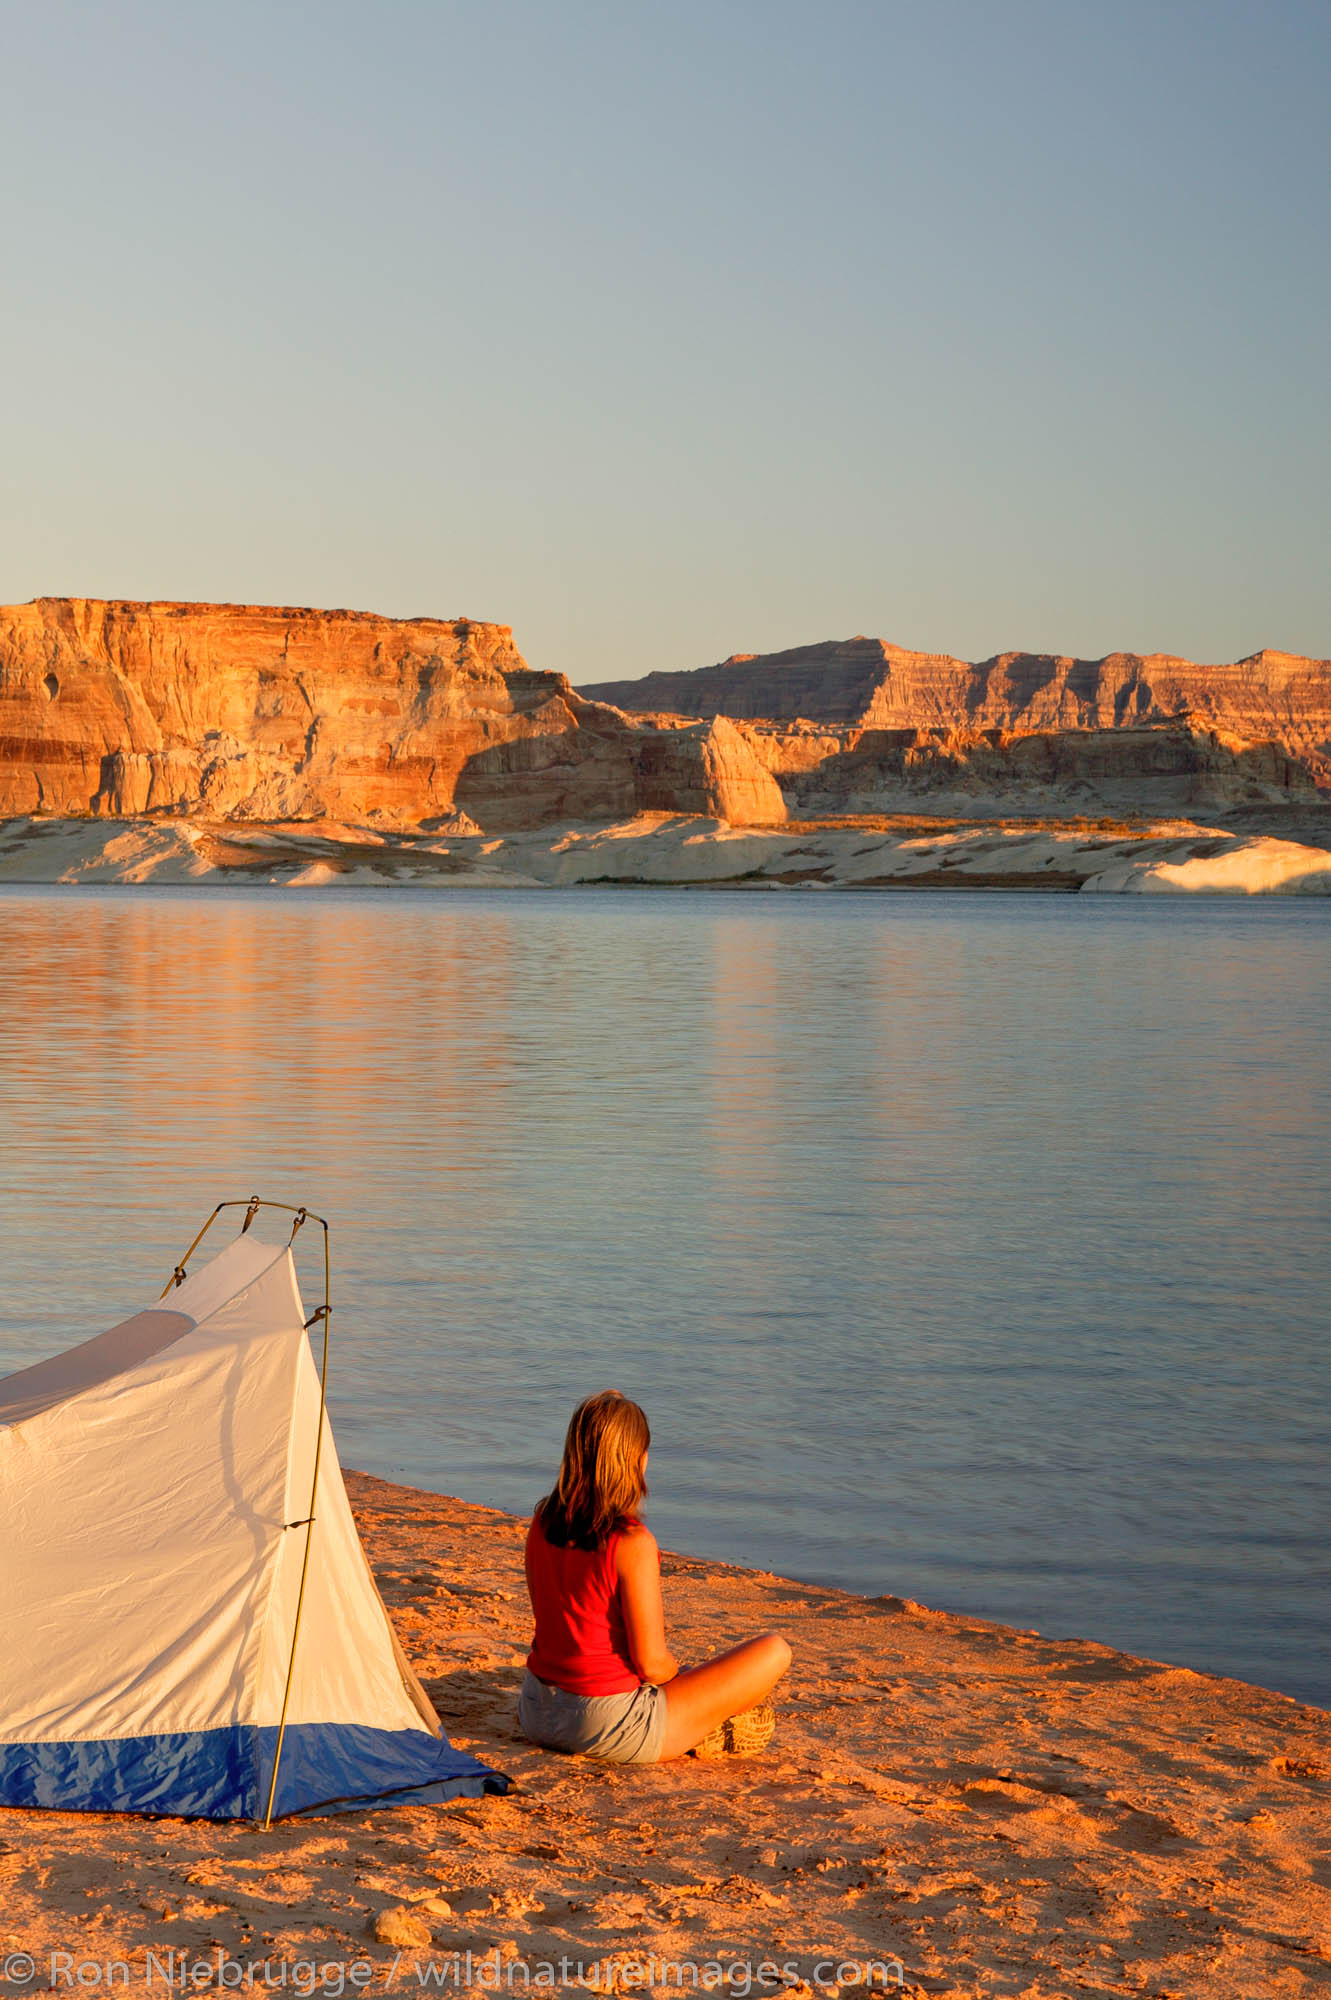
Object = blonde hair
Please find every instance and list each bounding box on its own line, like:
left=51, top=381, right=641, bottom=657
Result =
left=536, top=1391, right=650, bottom=1551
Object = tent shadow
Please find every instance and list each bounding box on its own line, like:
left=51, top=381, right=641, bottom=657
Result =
left=423, top=1664, right=528, bottom=1755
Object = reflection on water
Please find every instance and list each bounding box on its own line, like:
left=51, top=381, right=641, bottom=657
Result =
left=0, top=885, right=1328, bottom=1705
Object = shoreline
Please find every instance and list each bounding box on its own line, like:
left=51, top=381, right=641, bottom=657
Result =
left=2, top=1471, right=1327, bottom=1996
left=2, top=811, right=1331, bottom=895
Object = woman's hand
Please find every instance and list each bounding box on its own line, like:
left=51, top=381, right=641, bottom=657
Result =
left=616, top=1525, right=679, bottom=1685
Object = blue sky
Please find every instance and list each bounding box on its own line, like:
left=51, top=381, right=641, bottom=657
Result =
left=2, top=0, right=1327, bottom=680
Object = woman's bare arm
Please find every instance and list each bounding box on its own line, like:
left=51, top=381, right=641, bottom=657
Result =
left=615, top=1526, right=679, bottom=1685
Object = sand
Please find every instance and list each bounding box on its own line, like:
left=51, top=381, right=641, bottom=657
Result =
left=1, top=1472, right=1327, bottom=1998
left=2, top=813, right=1331, bottom=894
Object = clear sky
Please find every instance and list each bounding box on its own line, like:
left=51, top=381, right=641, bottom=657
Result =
left=2, top=0, right=1327, bottom=681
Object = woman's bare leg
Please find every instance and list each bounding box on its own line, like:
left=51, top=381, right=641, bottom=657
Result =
left=658, top=1633, right=792, bottom=1761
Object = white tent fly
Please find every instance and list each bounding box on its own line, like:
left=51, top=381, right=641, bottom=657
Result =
left=0, top=1214, right=506, bottom=1820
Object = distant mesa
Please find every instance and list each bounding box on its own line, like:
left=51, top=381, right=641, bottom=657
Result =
left=580, top=634, right=1331, bottom=817
left=1, top=601, right=1327, bottom=833
left=579, top=633, right=1331, bottom=744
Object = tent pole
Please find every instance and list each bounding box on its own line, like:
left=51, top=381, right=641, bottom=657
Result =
left=159, top=1204, right=227, bottom=1296
left=161, top=1197, right=329, bottom=1297
left=262, top=1216, right=332, bottom=1829
left=160, top=1197, right=332, bottom=1826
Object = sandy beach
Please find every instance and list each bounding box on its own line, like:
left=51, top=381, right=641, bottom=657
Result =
left=1, top=1472, right=1327, bottom=1998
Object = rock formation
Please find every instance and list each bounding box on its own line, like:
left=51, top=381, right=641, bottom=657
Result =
left=581, top=634, right=1331, bottom=815
left=0, top=599, right=786, bottom=829
left=735, top=719, right=1316, bottom=816
left=581, top=635, right=1331, bottom=755
left=7, top=602, right=1325, bottom=832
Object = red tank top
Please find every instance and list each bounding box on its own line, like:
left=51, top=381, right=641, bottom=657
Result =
left=525, top=1512, right=643, bottom=1695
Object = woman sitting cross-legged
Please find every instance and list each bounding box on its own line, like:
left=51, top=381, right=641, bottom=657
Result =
left=517, top=1390, right=791, bottom=1767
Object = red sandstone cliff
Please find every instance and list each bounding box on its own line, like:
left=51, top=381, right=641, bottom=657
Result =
left=581, top=635, right=1331, bottom=814
left=0, top=600, right=786, bottom=829
left=581, top=636, right=1331, bottom=787
left=7, top=603, right=1325, bottom=832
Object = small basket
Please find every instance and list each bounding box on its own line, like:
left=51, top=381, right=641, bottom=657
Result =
left=690, top=1702, right=776, bottom=1758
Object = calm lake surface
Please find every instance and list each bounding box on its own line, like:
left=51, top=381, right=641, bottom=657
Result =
left=1, top=885, right=1327, bottom=1707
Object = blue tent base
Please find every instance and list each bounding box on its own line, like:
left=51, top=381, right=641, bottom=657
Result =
left=0, top=1722, right=507, bottom=1821
left=259, top=1721, right=509, bottom=1819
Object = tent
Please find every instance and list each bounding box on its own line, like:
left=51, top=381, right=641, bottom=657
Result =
left=0, top=1224, right=507, bottom=1819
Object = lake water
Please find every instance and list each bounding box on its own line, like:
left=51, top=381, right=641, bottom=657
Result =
left=1, top=885, right=1327, bottom=1708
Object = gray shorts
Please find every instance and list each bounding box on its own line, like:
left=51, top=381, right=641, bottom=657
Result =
left=517, top=1669, right=668, bottom=1766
